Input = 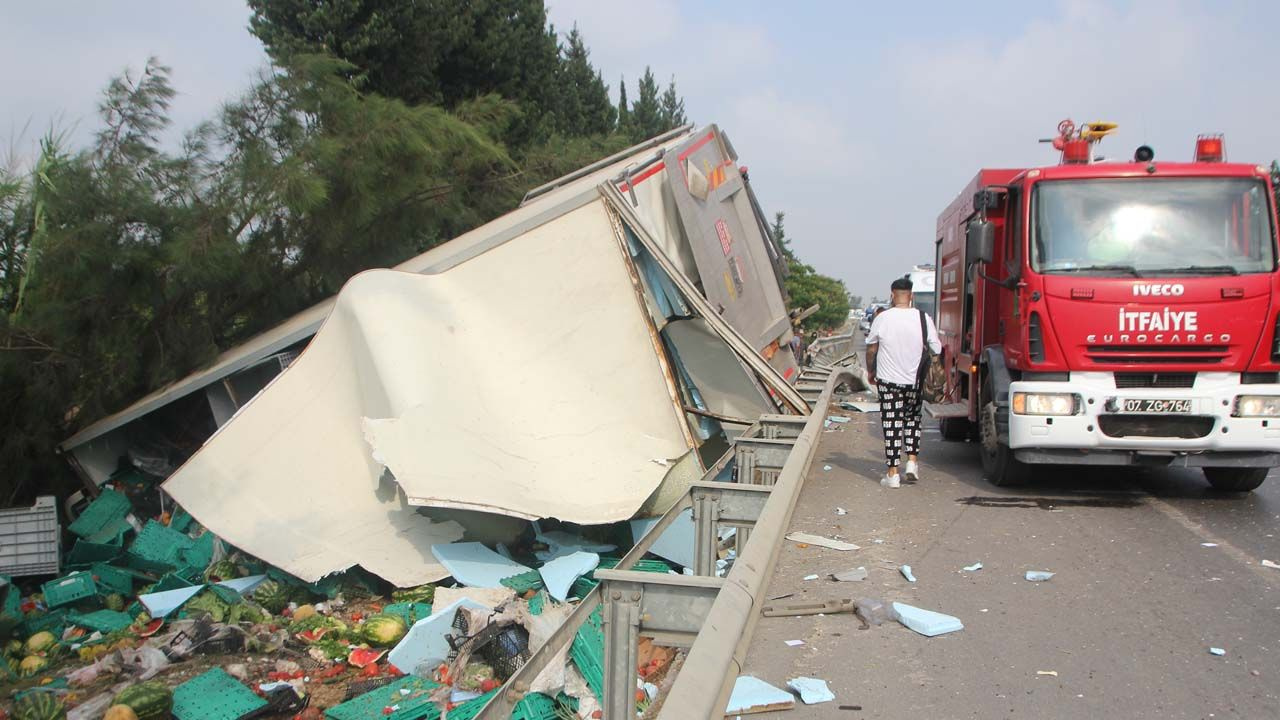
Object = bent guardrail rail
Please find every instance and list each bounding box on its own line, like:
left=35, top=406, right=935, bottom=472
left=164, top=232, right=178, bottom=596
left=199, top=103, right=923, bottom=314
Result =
left=475, top=368, right=852, bottom=719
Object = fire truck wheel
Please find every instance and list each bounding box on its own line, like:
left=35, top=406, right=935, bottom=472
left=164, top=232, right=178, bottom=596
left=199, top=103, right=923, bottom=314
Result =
left=980, top=375, right=1030, bottom=486
left=1202, top=467, right=1269, bottom=492
left=939, top=417, right=971, bottom=441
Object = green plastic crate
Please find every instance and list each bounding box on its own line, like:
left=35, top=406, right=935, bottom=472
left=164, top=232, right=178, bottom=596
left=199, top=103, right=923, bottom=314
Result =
left=67, top=489, right=132, bottom=543
left=18, top=609, right=67, bottom=638
left=382, top=602, right=432, bottom=627
left=172, top=667, right=268, bottom=720
left=510, top=692, right=561, bottom=720
left=569, top=605, right=604, bottom=703
left=90, top=563, right=133, bottom=596
left=1, top=576, right=19, bottom=617
left=324, top=676, right=441, bottom=720
left=447, top=690, right=500, bottom=720
left=168, top=508, right=194, bottom=533
left=179, top=531, right=216, bottom=574
left=149, top=573, right=196, bottom=593
left=571, top=558, right=672, bottom=599
left=206, top=584, right=243, bottom=605
left=64, top=540, right=121, bottom=568
left=66, top=609, right=133, bottom=634
left=128, top=520, right=194, bottom=568
left=527, top=591, right=547, bottom=616
left=500, top=569, right=545, bottom=594
left=42, top=571, right=97, bottom=608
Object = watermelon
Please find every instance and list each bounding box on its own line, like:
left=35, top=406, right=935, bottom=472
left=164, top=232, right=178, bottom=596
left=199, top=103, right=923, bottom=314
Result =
left=113, top=681, right=174, bottom=720
left=391, top=585, right=435, bottom=604
left=137, top=619, right=164, bottom=637
left=13, top=691, right=66, bottom=720
left=252, top=580, right=290, bottom=613
left=24, top=631, right=56, bottom=655
left=297, top=628, right=328, bottom=644
left=361, top=614, right=407, bottom=647
left=346, top=647, right=386, bottom=668
left=203, top=559, right=240, bottom=582
left=18, top=654, right=48, bottom=677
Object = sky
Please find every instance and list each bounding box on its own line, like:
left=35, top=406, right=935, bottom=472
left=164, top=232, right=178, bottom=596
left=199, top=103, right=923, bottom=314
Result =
left=4, top=0, right=1279, bottom=302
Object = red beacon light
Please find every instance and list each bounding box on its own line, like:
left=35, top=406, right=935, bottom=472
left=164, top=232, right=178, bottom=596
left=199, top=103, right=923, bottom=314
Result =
left=1195, top=134, right=1225, bottom=162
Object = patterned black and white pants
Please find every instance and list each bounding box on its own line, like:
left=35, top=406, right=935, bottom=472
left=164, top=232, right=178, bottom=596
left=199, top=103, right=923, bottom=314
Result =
left=877, top=380, right=922, bottom=468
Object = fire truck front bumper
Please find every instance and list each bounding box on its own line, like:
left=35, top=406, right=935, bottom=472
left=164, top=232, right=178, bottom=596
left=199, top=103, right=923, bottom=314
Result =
left=1006, top=372, right=1280, bottom=467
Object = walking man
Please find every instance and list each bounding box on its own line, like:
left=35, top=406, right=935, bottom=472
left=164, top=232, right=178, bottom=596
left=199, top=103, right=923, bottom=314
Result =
left=865, top=276, right=941, bottom=488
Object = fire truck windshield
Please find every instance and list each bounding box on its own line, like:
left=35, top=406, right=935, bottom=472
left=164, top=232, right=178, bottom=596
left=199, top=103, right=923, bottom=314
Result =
left=1030, top=178, right=1276, bottom=277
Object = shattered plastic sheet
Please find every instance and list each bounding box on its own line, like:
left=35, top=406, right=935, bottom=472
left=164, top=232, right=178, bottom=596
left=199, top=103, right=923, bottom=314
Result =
left=164, top=202, right=692, bottom=586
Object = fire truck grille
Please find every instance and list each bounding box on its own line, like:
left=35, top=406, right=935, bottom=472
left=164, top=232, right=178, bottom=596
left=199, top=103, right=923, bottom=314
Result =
left=1097, top=414, right=1215, bottom=439
left=1113, top=373, right=1197, bottom=389
left=1087, top=345, right=1228, bottom=365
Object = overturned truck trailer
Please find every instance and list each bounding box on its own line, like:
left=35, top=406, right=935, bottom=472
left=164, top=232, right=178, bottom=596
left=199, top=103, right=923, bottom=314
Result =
left=57, top=125, right=807, bottom=587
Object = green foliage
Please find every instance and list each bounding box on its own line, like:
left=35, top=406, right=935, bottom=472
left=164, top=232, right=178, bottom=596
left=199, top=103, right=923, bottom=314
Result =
left=629, top=68, right=663, bottom=142
left=771, top=212, right=849, bottom=330
left=1, top=2, right=692, bottom=503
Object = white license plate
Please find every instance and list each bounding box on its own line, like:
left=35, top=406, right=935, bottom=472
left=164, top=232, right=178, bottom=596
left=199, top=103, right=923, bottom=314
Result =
left=1120, top=398, right=1193, bottom=414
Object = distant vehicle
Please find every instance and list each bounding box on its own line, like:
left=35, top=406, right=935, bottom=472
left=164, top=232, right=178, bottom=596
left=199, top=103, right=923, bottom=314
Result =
left=906, top=264, right=936, bottom=321
left=860, top=302, right=889, bottom=335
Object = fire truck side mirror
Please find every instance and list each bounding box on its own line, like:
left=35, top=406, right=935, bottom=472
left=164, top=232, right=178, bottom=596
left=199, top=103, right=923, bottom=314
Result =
left=966, top=218, right=995, bottom=265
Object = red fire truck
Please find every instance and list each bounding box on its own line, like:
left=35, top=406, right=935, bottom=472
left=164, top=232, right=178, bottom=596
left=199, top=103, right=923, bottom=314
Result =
left=931, top=120, right=1280, bottom=489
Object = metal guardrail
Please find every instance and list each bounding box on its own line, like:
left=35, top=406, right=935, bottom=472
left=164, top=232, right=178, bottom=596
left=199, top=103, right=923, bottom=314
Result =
left=475, top=368, right=852, bottom=719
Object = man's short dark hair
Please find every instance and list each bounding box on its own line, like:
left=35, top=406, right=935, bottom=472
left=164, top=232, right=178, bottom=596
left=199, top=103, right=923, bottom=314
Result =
left=891, top=276, right=913, bottom=292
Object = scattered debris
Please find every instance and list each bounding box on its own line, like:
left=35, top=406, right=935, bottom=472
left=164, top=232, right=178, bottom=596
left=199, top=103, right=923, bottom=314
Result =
left=1210, top=647, right=1226, bottom=656
left=1025, top=571, right=1055, bottom=582
left=803, top=574, right=820, bottom=581
left=853, top=598, right=892, bottom=627
left=430, top=541, right=531, bottom=587
left=725, top=676, right=795, bottom=714
left=1036, top=670, right=1059, bottom=677
left=538, top=551, right=600, bottom=602
left=892, top=602, right=963, bottom=637
left=831, top=567, right=868, bottom=583
left=1261, top=559, right=1280, bottom=570
left=839, top=401, right=880, bottom=413
left=787, top=676, right=835, bottom=704
left=962, top=562, right=983, bottom=572
left=900, top=565, right=916, bottom=583
left=784, top=640, right=805, bottom=647
left=827, top=416, right=852, bottom=424
left=763, top=598, right=855, bottom=618
left=835, top=507, right=847, bottom=516
left=785, top=532, right=861, bottom=551
left=823, top=465, right=833, bottom=471
left=1200, top=543, right=1218, bottom=548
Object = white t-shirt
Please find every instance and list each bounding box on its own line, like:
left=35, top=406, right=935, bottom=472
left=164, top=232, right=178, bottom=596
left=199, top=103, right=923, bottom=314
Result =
left=866, top=307, right=942, bottom=386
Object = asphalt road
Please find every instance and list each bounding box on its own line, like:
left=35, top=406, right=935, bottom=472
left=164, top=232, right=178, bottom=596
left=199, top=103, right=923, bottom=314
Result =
left=740, top=377, right=1280, bottom=718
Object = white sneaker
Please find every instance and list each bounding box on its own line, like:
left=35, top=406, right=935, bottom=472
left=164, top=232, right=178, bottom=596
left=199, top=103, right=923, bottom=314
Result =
left=904, top=460, right=919, bottom=482
left=880, top=474, right=901, bottom=488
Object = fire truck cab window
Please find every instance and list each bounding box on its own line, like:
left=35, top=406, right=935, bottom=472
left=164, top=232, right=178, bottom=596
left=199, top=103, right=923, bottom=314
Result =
left=1030, top=178, right=1277, bottom=275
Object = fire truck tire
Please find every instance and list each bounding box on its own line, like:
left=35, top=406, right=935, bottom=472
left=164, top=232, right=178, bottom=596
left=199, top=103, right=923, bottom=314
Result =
left=1202, top=467, right=1269, bottom=492
left=980, top=375, right=1030, bottom=486
left=939, top=417, right=971, bottom=441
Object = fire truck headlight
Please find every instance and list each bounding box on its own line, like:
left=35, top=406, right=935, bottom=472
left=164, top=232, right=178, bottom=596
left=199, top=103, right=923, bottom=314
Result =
left=1012, top=392, right=1080, bottom=416
left=1233, top=395, right=1280, bottom=418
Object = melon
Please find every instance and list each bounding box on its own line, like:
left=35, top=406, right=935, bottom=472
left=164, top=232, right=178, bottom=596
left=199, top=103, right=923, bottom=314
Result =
left=203, top=559, right=240, bottom=582
left=103, top=706, right=139, bottom=720
left=18, top=655, right=48, bottom=677
left=252, top=580, right=290, bottom=613
left=112, top=681, right=173, bottom=720
left=24, top=631, right=56, bottom=655
left=361, top=614, right=407, bottom=647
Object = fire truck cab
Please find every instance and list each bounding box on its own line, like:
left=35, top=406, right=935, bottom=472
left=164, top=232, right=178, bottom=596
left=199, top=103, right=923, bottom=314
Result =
left=932, top=123, right=1280, bottom=489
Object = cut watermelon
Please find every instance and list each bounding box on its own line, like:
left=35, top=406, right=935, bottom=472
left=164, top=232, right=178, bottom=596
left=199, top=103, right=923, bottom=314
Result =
left=346, top=647, right=386, bottom=668
left=297, top=628, right=328, bottom=644
left=138, top=619, right=165, bottom=637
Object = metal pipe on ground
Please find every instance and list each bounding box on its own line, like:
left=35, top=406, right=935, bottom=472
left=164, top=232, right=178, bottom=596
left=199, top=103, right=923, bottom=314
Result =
left=657, top=368, right=853, bottom=718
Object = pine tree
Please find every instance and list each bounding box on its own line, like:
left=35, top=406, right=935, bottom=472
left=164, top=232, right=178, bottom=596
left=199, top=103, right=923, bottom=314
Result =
left=630, top=67, right=663, bottom=141
left=617, top=76, right=631, bottom=136
left=659, top=76, right=687, bottom=129
left=556, top=26, right=616, bottom=136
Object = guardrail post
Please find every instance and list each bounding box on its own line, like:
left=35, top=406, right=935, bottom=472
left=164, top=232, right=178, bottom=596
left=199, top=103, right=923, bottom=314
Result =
left=692, top=492, right=721, bottom=577
left=602, top=586, right=643, bottom=720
